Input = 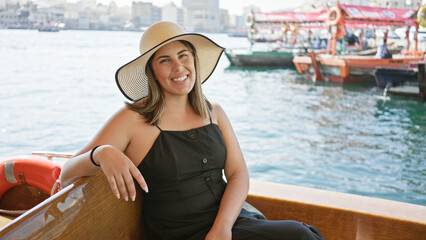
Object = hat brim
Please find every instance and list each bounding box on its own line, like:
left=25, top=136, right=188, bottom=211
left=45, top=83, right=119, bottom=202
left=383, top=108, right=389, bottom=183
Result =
left=115, top=33, right=225, bottom=102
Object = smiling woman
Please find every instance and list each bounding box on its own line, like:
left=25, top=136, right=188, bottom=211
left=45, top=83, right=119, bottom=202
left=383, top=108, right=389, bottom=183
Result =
left=58, top=21, right=324, bottom=240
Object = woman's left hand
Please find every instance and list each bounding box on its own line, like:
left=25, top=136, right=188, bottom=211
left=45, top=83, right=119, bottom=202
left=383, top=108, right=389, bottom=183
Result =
left=205, top=226, right=232, bottom=240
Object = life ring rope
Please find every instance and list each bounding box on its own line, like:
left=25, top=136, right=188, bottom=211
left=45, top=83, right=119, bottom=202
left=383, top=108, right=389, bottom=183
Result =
left=50, top=178, right=61, bottom=196
left=0, top=209, right=28, bottom=215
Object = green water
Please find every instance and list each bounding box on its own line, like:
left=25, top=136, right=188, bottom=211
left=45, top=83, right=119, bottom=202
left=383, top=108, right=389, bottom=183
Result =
left=1, top=30, right=425, bottom=206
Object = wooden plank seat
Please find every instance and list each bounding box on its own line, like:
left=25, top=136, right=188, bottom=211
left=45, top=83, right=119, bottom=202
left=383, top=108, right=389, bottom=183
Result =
left=0, top=172, right=145, bottom=239
left=1, top=171, right=425, bottom=239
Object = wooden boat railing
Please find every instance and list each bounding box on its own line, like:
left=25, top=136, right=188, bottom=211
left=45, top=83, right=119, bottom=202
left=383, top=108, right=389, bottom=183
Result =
left=248, top=181, right=426, bottom=240
left=0, top=171, right=145, bottom=239
left=1, top=172, right=425, bottom=239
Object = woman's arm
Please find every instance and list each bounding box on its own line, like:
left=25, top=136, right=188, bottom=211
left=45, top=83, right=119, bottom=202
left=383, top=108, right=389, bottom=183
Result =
left=60, top=107, right=148, bottom=201
left=206, top=102, right=250, bottom=239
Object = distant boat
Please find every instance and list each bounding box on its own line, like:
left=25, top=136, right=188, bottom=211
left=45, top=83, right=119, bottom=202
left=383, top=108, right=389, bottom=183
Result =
left=225, top=10, right=328, bottom=68
left=38, top=22, right=64, bottom=32
left=225, top=48, right=305, bottom=68
left=293, top=3, right=424, bottom=82
left=227, top=30, right=247, bottom=38
left=38, top=26, right=60, bottom=32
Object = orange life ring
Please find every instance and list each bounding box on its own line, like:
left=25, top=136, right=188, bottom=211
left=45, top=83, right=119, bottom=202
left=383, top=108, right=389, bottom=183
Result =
left=327, top=7, right=342, bottom=26
left=0, top=155, right=61, bottom=198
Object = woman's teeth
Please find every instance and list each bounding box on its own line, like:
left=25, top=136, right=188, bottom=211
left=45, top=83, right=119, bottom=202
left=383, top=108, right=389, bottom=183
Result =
left=173, top=75, right=187, bottom=82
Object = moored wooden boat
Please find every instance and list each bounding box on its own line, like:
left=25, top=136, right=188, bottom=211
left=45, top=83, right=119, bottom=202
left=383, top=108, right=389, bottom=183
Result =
left=225, top=48, right=300, bottom=68
left=1, top=170, right=425, bottom=239
left=226, top=10, right=328, bottom=68
left=294, top=53, right=422, bottom=82
left=293, top=3, right=425, bottom=82
left=319, top=54, right=423, bottom=82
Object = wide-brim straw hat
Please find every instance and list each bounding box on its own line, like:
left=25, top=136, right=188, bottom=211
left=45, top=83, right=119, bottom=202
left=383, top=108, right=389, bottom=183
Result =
left=115, top=21, right=225, bottom=101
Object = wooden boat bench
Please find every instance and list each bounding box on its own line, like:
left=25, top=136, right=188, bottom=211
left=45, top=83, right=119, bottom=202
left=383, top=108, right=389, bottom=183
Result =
left=0, top=172, right=145, bottom=239
left=1, top=172, right=425, bottom=239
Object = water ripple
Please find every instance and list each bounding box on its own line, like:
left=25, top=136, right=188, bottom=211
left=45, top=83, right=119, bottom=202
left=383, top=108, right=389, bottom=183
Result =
left=1, top=30, right=425, bottom=206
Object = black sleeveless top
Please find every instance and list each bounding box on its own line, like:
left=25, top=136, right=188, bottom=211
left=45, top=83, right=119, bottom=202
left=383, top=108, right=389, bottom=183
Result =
left=137, top=123, right=227, bottom=239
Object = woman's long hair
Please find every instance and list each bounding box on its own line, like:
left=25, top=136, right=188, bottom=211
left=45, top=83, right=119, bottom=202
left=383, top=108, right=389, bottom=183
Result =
left=125, top=40, right=212, bottom=125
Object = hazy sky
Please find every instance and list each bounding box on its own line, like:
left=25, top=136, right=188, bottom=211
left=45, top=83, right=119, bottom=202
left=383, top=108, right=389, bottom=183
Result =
left=99, top=0, right=301, bottom=15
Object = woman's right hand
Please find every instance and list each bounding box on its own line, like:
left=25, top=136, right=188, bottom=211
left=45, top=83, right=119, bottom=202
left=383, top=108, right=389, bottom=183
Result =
left=93, top=145, right=148, bottom=201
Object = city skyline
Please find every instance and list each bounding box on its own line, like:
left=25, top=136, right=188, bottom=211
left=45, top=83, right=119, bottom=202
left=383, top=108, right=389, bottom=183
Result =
left=66, top=0, right=301, bottom=15
left=3, top=0, right=305, bottom=32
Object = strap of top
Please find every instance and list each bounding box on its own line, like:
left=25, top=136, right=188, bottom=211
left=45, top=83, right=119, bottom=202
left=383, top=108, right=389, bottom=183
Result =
left=209, top=116, right=212, bottom=124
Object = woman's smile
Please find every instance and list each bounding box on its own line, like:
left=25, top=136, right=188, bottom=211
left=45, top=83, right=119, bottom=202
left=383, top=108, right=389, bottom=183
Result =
left=171, top=74, right=189, bottom=82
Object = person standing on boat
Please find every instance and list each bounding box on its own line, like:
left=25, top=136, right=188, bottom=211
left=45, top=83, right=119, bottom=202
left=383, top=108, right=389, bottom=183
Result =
left=60, top=21, right=324, bottom=240
left=376, top=37, right=392, bottom=59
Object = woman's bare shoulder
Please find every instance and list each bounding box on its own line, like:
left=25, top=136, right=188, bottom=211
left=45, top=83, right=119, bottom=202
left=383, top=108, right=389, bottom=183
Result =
left=111, top=107, right=142, bottom=121
left=114, top=106, right=138, bottom=118
left=104, top=107, right=149, bottom=131
left=209, top=100, right=227, bottom=124
left=210, top=100, right=226, bottom=113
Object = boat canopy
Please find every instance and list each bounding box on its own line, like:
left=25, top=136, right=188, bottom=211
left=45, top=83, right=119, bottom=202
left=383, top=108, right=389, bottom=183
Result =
left=340, top=4, right=417, bottom=28
left=253, top=11, right=328, bottom=23
left=251, top=11, right=328, bottom=29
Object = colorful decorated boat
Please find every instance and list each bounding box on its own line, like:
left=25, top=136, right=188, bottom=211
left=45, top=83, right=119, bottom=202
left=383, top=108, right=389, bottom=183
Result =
left=293, top=3, right=424, bottom=82
left=225, top=10, right=328, bottom=68
left=1, top=153, right=426, bottom=239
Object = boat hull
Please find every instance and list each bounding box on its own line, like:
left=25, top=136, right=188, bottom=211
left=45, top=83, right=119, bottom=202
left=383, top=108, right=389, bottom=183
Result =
left=293, top=54, right=424, bottom=82
left=374, top=67, right=418, bottom=89
left=225, top=49, right=297, bottom=68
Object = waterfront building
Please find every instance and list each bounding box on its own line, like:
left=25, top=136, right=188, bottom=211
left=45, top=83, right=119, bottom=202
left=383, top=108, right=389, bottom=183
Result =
left=131, top=1, right=161, bottom=29
left=161, top=2, right=183, bottom=27
left=0, top=9, right=21, bottom=28
left=30, top=6, right=64, bottom=25
left=182, top=0, right=220, bottom=32
left=219, top=8, right=231, bottom=32
left=0, top=0, right=6, bottom=9
left=0, top=1, right=37, bottom=28
left=1, top=0, right=422, bottom=31
left=78, top=11, right=89, bottom=29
